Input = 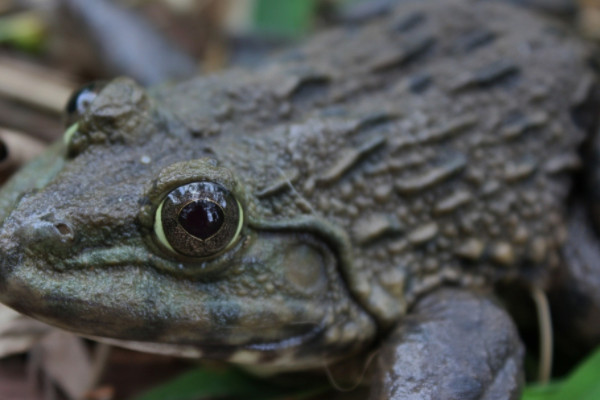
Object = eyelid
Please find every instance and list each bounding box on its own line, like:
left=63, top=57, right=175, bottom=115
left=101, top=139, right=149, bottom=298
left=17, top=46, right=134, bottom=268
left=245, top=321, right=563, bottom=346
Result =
left=146, top=159, right=235, bottom=204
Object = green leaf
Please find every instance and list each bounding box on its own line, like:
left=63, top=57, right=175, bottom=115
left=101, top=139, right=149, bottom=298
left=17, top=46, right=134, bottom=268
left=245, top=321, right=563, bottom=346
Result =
left=522, top=347, right=600, bottom=400
left=521, top=382, right=562, bottom=400
left=131, top=365, right=328, bottom=400
left=252, top=0, right=318, bottom=38
left=0, top=12, right=45, bottom=52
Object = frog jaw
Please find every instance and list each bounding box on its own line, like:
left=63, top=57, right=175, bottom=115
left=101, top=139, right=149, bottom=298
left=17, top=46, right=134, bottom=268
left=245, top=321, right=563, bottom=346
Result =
left=0, top=224, right=374, bottom=368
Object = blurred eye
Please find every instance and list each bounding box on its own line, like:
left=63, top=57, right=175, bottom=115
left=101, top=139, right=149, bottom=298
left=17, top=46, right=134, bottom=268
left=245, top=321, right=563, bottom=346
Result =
left=64, top=82, right=105, bottom=127
left=154, top=181, right=243, bottom=258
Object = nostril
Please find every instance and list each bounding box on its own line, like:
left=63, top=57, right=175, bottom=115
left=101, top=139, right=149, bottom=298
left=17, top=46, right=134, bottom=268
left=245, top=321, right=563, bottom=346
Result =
left=54, top=222, right=74, bottom=242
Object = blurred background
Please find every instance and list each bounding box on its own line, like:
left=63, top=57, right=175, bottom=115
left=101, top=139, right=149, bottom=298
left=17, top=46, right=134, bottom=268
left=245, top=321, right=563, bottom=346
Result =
left=0, top=0, right=599, bottom=399
left=0, top=0, right=360, bottom=146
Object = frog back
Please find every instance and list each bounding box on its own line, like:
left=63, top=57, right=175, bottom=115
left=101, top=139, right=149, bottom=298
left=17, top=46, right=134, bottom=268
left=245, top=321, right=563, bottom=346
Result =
left=160, top=0, right=593, bottom=324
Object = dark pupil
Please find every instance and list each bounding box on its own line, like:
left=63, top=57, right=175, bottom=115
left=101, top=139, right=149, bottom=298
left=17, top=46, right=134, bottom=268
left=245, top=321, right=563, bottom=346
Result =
left=178, top=200, right=224, bottom=240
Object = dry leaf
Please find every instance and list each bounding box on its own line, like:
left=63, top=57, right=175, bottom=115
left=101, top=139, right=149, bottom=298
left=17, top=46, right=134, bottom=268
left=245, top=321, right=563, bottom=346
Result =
left=0, top=303, right=52, bottom=358
left=0, top=305, right=104, bottom=400
left=30, top=330, right=95, bottom=400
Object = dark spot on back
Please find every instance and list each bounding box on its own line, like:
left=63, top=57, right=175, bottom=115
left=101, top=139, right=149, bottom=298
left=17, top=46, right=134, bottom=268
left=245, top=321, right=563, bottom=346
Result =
left=408, top=73, right=432, bottom=93
left=457, top=29, right=497, bottom=52
left=400, top=36, right=436, bottom=67
left=392, top=11, right=426, bottom=33
left=500, top=110, right=545, bottom=138
left=355, top=113, right=396, bottom=133
left=372, top=36, right=436, bottom=72
left=338, top=0, right=393, bottom=24
left=473, top=60, right=519, bottom=86
left=290, top=77, right=330, bottom=104
left=319, top=105, right=348, bottom=118
left=453, top=60, right=520, bottom=91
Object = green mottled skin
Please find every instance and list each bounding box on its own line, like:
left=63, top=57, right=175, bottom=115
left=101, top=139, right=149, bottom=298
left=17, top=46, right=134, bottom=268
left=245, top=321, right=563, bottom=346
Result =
left=0, top=0, right=593, bottom=373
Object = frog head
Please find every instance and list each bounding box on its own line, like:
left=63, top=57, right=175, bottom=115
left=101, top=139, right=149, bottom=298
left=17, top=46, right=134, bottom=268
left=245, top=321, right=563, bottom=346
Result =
left=0, top=79, right=375, bottom=369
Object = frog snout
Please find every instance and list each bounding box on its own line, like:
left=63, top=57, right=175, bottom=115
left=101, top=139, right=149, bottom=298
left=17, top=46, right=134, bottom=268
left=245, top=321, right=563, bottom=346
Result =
left=14, top=217, right=76, bottom=254
left=0, top=215, right=75, bottom=280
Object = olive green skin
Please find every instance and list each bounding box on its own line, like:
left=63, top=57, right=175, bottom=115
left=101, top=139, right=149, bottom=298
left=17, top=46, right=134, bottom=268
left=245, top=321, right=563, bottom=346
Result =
left=0, top=0, right=593, bottom=371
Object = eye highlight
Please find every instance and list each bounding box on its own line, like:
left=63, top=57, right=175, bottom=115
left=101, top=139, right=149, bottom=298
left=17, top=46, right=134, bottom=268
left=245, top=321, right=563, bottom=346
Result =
left=154, top=181, right=243, bottom=259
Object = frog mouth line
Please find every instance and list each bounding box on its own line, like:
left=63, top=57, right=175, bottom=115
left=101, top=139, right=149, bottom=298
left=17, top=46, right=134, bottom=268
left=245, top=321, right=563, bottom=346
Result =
left=85, top=322, right=326, bottom=362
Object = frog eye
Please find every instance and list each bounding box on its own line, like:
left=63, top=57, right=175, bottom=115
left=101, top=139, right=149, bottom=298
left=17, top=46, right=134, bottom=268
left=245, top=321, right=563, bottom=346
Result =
left=154, top=181, right=243, bottom=258
left=64, top=82, right=106, bottom=127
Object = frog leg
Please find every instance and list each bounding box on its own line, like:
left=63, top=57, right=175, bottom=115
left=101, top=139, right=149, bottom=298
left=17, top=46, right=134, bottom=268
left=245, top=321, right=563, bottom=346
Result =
left=368, top=288, right=524, bottom=400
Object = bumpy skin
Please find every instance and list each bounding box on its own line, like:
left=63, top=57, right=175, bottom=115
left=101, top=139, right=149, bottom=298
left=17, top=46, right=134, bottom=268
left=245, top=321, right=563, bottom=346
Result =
left=155, top=0, right=591, bottom=324
left=0, top=0, right=594, bottom=396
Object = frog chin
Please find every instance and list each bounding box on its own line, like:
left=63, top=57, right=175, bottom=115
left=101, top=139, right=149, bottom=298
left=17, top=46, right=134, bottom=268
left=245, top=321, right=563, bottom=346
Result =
left=85, top=321, right=330, bottom=370
left=86, top=323, right=361, bottom=372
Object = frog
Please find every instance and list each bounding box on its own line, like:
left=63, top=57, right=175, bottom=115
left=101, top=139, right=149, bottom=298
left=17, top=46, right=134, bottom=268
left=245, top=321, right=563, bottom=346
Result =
left=0, top=0, right=598, bottom=398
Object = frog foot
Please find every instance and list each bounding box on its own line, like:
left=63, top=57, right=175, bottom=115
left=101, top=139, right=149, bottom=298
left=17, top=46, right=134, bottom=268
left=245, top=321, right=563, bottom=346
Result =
left=369, top=288, right=524, bottom=400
